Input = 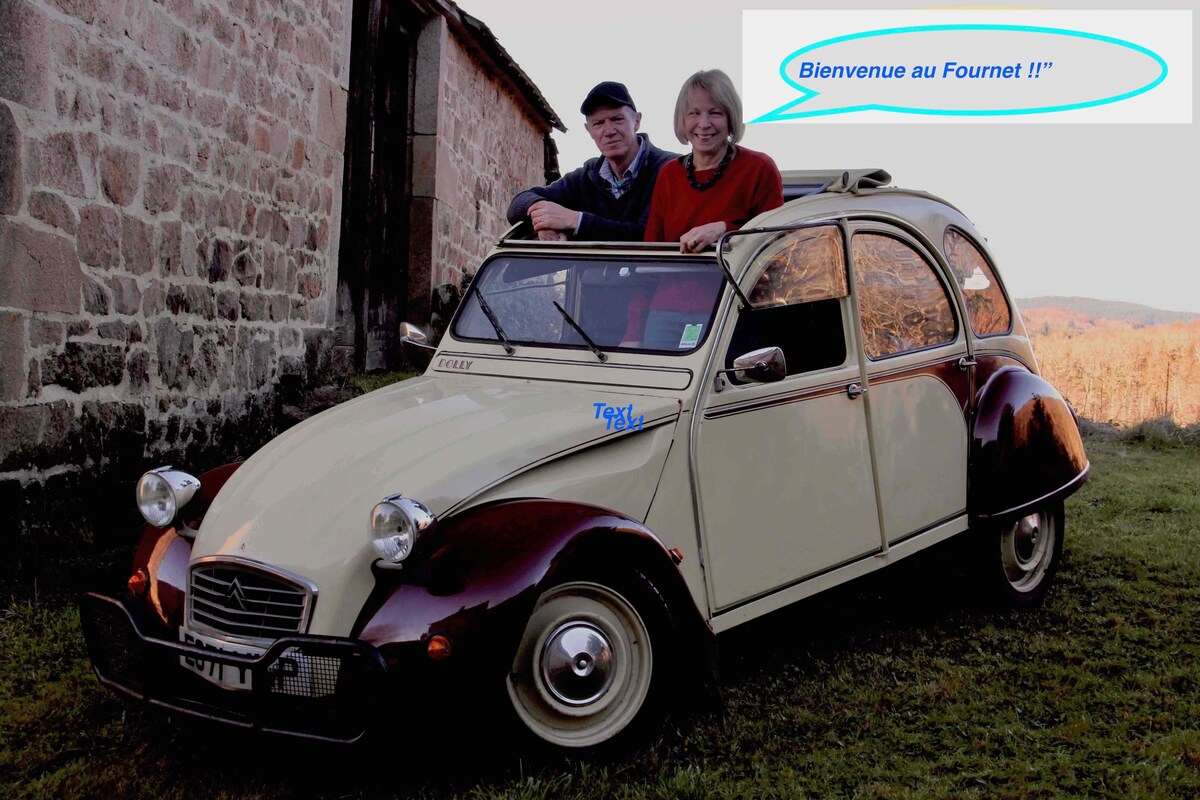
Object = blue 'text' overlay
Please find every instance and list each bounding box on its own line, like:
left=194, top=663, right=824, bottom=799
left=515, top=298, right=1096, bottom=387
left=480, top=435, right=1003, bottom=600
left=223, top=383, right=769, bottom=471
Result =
left=750, top=24, right=1168, bottom=122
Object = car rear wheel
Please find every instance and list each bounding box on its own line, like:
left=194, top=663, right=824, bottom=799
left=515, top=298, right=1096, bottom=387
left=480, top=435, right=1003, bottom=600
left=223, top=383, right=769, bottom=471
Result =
left=506, top=574, right=669, bottom=752
left=989, top=502, right=1064, bottom=607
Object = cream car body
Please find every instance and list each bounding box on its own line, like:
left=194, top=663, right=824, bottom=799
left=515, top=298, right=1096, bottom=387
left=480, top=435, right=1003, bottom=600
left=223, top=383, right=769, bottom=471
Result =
left=82, top=169, right=1089, bottom=751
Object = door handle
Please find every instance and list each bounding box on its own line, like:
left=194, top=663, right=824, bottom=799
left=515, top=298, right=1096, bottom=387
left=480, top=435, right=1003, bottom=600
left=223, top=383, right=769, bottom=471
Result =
left=847, top=382, right=867, bottom=399
left=958, top=356, right=978, bottom=370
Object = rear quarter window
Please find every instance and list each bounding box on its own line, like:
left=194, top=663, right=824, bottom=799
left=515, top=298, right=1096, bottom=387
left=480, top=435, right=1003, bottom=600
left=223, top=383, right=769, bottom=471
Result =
left=943, top=228, right=1013, bottom=337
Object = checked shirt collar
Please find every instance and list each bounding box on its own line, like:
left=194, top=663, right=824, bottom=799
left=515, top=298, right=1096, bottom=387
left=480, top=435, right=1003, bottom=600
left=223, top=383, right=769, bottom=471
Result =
left=599, top=136, right=647, bottom=199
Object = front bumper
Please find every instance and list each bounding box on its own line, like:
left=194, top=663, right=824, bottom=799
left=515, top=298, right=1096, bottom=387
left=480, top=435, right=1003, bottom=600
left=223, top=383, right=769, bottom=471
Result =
left=79, top=592, right=388, bottom=743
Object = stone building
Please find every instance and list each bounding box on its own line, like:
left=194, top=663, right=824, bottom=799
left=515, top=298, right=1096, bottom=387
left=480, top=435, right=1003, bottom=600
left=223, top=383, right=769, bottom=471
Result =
left=0, top=0, right=561, bottom=584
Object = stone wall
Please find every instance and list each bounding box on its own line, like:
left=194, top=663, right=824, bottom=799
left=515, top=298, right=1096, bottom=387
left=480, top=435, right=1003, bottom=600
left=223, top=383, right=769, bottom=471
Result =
left=434, top=29, right=546, bottom=288
left=0, top=0, right=558, bottom=590
left=411, top=18, right=548, bottom=334
left=0, top=0, right=352, bottom=585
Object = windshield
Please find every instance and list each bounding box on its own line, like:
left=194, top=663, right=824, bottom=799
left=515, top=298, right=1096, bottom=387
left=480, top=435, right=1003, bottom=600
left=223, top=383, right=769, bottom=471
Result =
left=453, top=255, right=726, bottom=354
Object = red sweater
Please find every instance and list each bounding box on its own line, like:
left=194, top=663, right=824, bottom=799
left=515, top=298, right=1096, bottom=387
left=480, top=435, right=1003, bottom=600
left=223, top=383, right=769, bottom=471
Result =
left=643, top=146, right=784, bottom=243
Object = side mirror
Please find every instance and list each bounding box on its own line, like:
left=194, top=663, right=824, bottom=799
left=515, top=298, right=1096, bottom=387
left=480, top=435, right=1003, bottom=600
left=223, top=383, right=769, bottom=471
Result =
left=399, top=322, right=436, bottom=352
left=720, top=346, right=787, bottom=384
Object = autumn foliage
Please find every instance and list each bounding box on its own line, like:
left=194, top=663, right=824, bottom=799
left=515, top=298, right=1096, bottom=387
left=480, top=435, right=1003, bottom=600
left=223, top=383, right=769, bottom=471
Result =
left=1025, top=310, right=1200, bottom=425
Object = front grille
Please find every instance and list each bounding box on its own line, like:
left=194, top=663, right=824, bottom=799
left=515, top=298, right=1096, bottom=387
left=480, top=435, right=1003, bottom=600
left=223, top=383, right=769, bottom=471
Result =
left=187, top=560, right=313, bottom=641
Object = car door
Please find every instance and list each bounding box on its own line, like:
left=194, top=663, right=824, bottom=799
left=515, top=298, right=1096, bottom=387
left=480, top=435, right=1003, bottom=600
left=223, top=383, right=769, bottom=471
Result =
left=696, top=225, right=883, bottom=611
left=850, top=225, right=971, bottom=543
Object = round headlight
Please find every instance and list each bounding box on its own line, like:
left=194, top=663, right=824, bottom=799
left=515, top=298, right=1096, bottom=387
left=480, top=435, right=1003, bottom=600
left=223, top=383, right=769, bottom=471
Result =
left=136, top=468, right=200, bottom=527
left=370, top=496, right=435, bottom=564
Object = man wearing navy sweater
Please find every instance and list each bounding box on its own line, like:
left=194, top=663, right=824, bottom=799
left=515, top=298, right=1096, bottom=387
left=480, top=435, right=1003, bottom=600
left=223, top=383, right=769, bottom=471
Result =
left=507, top=81, right=678, bottom=242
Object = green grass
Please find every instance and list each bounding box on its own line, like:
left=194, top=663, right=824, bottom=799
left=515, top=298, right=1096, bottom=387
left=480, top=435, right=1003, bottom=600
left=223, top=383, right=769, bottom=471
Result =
left=2, top=430, right=1198, bottom=799
left=343, top=370, right=418, bottom=397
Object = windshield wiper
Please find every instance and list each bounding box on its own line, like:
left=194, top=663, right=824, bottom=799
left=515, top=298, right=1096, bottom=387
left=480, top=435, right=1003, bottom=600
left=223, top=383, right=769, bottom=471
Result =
left=553, top=301, right=607, bottom=362
left=474, top=290, right=515, bottom=355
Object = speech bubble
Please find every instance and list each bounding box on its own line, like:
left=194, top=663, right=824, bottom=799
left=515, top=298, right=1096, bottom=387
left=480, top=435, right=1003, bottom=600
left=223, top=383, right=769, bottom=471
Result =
left=750, top=24, right=1167, bottom=122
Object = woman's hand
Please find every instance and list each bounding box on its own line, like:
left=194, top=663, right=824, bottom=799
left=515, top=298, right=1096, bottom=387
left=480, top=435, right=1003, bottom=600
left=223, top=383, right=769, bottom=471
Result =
left=679, top=221, right=727, bottom=253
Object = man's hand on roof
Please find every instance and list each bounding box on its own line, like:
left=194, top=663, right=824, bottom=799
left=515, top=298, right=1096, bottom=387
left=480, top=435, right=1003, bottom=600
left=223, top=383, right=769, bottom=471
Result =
left=537, top=229, right=568, bottom=242
left=529, top=200, right=581, bottom=233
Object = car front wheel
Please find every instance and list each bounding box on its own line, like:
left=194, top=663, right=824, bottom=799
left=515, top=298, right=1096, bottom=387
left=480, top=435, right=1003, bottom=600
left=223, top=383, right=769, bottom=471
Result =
left=506, top=574, right=669, bottom=752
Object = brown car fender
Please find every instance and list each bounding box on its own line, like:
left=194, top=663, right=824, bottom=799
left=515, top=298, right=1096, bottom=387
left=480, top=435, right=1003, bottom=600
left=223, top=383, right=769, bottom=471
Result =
left=970, top=365, right=1090, bottom=523
left=352, top=499, right=714, bottom=682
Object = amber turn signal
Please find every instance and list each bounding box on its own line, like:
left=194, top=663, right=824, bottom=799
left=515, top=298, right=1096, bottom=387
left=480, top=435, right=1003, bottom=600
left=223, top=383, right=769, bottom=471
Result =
left=127, top=567, right=149, bottom=598
left=426, top=634, right=453, bottom=661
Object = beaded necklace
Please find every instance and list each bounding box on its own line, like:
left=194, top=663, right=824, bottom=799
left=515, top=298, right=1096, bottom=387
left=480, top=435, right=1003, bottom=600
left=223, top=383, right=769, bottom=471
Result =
left=685, top=145, right=734, bottom=191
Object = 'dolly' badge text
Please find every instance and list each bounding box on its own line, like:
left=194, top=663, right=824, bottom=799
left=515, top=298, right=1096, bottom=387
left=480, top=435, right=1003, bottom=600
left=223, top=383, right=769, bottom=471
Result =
left=437, top=358, right=473, bottom=370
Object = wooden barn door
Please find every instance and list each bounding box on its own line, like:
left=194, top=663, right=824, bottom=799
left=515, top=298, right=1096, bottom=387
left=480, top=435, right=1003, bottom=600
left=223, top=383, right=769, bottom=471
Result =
left=336, top=0, right=415, bottom=370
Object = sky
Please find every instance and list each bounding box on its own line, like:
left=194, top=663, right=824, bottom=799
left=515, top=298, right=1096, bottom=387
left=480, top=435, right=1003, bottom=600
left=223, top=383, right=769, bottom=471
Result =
left=455, top=0, right=1200, bottom=314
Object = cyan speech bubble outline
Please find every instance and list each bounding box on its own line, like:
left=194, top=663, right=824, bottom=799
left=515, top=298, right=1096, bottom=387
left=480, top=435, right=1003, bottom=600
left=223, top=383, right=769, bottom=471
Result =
left=750, top=24, right=1169, bottom=122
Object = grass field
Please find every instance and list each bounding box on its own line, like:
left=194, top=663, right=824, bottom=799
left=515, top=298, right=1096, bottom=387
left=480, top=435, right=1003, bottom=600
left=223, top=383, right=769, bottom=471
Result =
left=2, top=426, right=1197, bottom=799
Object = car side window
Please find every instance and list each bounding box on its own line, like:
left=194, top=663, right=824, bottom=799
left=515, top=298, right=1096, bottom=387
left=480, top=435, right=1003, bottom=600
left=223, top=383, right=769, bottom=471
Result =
left=943, top=227, right=1012, bottom=336
left=726, top=226, right=849, bottom=379
left=853, top=233, right=957, bottom=360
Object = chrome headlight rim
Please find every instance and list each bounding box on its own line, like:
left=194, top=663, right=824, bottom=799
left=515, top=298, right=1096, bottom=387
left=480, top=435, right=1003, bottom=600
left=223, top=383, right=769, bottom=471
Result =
left=370, top=495, right=436, bottom=566
left=135, top=467, right=201, bottom=528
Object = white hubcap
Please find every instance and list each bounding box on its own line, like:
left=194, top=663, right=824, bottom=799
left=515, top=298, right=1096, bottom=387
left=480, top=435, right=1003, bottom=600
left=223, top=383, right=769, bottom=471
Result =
left=507, top=582, right=653, bottom=748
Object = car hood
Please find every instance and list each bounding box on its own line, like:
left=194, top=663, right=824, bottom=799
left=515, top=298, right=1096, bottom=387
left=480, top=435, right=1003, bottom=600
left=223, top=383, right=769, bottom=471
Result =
left=190, top=375, right=680, bottom=635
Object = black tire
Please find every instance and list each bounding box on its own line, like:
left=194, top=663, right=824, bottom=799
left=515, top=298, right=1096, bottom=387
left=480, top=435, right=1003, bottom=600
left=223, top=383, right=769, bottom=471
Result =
left=984, top=501, right=1065, bottom=608
left=505, top=569, right=673, bottom=754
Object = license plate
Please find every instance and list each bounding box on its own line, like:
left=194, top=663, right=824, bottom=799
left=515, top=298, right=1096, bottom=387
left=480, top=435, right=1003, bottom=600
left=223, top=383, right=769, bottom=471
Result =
left=268, top=646, right=340, bottom=698
left=179, top=628, right=263, bottom=691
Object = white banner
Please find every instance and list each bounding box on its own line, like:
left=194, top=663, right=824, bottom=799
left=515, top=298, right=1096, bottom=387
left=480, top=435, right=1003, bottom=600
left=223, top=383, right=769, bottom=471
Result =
left=744, top=10, right=1192, bottom=124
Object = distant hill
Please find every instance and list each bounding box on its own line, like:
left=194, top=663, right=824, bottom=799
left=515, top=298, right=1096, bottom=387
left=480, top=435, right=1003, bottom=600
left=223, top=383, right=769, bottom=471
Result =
left=1016, top=297, right=1200, bottom=327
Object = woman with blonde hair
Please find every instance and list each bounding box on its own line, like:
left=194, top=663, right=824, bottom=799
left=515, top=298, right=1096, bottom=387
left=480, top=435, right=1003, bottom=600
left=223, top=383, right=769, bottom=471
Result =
left=644, top=69, right=784, bottom=252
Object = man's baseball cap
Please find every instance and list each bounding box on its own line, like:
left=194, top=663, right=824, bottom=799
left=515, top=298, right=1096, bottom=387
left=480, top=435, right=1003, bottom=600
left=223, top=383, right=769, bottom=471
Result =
left=580, top=81, right=637, bottom=115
